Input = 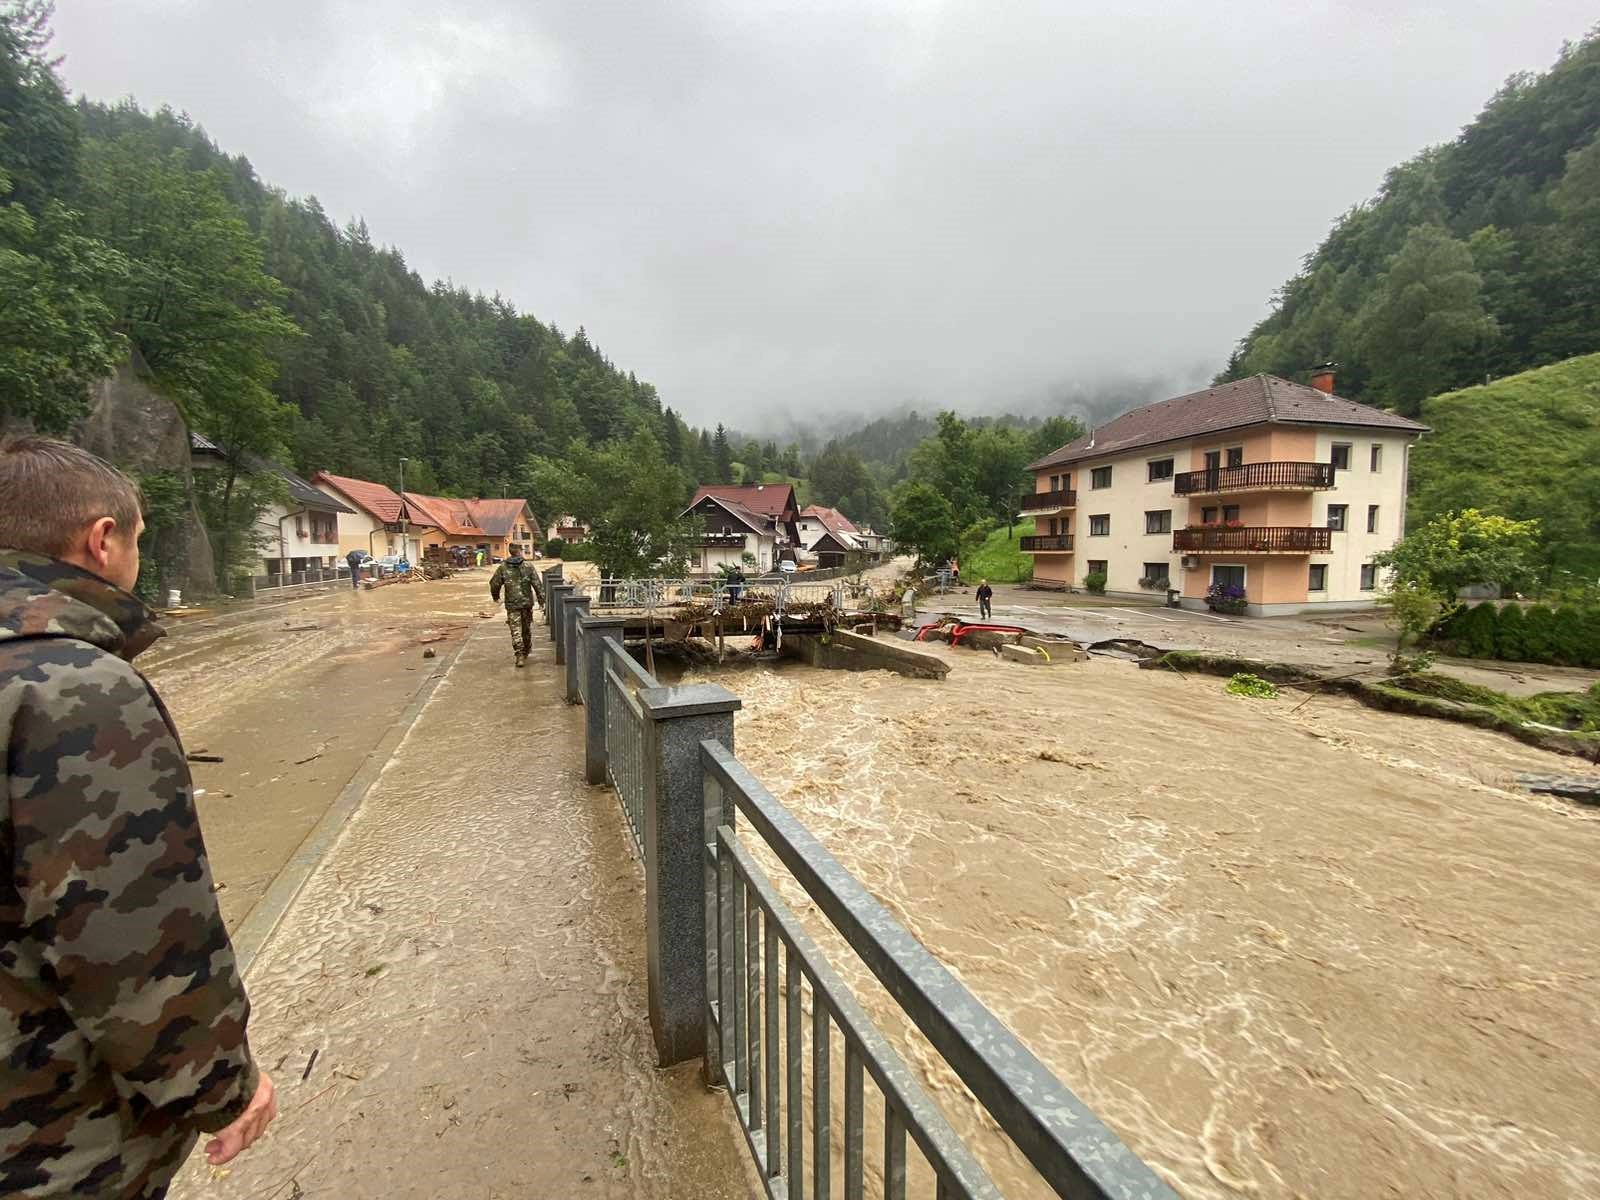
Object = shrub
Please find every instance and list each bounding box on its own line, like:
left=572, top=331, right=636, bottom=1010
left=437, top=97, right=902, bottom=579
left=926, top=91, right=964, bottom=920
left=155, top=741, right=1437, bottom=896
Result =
left=1551, top=606, right=1586, bottom=666
left=1495, top=602, right=1527, bottom=661
left=544, top=537, right=567, bottom=558
left=1452, top=601, right=1499, bottom=658
left=1434, top=601, right=1469, bottom=641
left=1225, top=673, right=1278, bottom=699
left=1521, top=604, right=1558, bottom=664
left=1206, top=581, right=1248, bottom=614
left=1083, top=571, right=1107, bottom=595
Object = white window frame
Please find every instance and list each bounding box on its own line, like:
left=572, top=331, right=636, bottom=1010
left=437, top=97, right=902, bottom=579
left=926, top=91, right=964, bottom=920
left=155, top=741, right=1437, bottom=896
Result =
left=1144, top=510, right=1171, bottom=535
left=1331, top=442, right=1352, bottom=470
left=1308, top=563, right=1328, bottom=592
left=1088, top=514, right=1111, bottom=537
left=1147, top=457, right=1174, bottom=482
left=1327, top=504, right=1348, bottom=532
left=1090, top=466, right=1112, bottom=489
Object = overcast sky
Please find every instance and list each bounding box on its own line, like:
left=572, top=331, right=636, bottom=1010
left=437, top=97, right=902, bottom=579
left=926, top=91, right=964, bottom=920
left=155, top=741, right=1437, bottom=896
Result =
left=49, top=1, right=1597, bottom=428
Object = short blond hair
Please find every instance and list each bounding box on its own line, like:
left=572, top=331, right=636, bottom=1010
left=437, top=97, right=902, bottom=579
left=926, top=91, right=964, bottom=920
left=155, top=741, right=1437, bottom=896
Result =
left=0, top=435, right=144, bottom=556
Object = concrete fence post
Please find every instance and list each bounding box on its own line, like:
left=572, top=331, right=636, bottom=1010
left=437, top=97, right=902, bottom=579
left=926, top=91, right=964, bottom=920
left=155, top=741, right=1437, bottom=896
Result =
left=564, top=596, right=591, bottom=703
left=579, top=616, right=628, bottom=785
left=542, top=566, right=564, bottom=630
left=637, top=683, right=741, bottom=1066
left=549, top=584, right=575, bottom=664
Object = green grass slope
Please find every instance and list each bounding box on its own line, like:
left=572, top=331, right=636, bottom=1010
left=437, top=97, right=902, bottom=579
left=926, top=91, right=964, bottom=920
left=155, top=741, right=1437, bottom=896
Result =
left=1411, top=353, right=1600, bottom=583
left=962, top=520, right=1035, bottom=584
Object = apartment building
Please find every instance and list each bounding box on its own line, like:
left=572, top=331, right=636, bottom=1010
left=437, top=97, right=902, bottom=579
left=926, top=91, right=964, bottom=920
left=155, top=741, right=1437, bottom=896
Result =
left=1022, top=371, right=1428, bottom=615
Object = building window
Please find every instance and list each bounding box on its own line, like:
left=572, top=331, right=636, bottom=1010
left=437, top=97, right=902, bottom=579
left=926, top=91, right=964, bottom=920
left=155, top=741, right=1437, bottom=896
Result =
left=1091, top=466, right=1112, bottom=489
left=1360, top=563, right=1377, bottom=591
left=1047, top=517, right=1059, bottom=535
left=1370, top=444, right=1382, bottom=472
left=1331, top=443, right=1352, bottom=470
left=1087, top=559, right=1107, bottom=576
left=1309, top=563, right=1328, bottom=591
left=1327, top=504, right=1348, bottom=531
left=1226, top=446, right=1244, bottom=468
left=1144, top=510, right=1171, bottom=534
left=1367, top=504, right=1380, bottom=533
left=1201, top=506, right=1218, bottom=524
left=1142, top=561, right=1170, bottom=585
left=1049, top=474, right=1060, bottom=491
left=1089, top=514, right=1110, bottom=536
left=1147, top=457, right=1173, bottom=482
left=1222, top=504, right=1240, bottom=523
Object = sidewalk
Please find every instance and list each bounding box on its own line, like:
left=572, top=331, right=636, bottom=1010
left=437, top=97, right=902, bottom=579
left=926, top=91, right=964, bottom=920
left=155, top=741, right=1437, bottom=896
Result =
left=172, top=617, right=753, bottom=1200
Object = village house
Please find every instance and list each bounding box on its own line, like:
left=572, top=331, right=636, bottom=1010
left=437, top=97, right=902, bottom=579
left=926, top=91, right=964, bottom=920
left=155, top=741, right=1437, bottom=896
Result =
left=682, top=483, right=801, bottom=574
left=313, top=472, right=432, bottom=562
left=1022, top=371, right=1428, bottom=615
left=546, top=515, right=590, bottom=544
left=254, top=464, right=356, bottom=579
left=403, top=493, right=540, bottom=561
left=795, top=504, right=864, bottom=568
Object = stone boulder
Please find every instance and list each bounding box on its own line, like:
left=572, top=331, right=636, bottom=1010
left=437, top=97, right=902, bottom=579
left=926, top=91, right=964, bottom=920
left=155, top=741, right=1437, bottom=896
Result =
left=75, top=361, right=218, bottom=599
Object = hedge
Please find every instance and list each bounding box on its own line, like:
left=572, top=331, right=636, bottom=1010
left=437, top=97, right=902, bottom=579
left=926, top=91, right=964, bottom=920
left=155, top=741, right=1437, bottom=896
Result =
left=1438, top=601, right=1600, bottom=667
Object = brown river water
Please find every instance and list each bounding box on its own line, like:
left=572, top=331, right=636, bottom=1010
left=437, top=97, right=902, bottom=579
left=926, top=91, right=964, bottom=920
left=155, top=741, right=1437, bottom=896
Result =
left=689, top=645, right=1600, bottom=1199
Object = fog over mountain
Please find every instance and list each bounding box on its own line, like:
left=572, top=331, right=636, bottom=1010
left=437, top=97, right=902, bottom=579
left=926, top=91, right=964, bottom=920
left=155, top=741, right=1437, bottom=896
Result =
left=50, top=1, right=1598, bottom=426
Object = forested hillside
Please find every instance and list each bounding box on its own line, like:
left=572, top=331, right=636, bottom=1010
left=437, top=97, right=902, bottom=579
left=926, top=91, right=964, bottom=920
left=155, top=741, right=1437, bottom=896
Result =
left=1221, top=29, right=1600, bottom=414
left=1, top=2, right=718, bottom=508
left=1410, top=353, right=1600, bottom=583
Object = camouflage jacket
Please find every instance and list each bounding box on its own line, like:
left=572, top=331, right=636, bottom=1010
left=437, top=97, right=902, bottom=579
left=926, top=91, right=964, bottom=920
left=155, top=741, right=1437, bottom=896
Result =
left=489, top=557, right=537, bottom=610
left=0, top=551, right=258, bottom=1199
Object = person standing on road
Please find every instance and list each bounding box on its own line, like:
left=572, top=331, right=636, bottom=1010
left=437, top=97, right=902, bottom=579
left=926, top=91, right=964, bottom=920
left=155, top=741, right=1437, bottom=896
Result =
left=976, top=579, right=993, bottom=620
left=490, top=544, right=538, bottom=668
left=0, top=437, right=275, bottom=1199
left=345, top=546, right=364, bottom=589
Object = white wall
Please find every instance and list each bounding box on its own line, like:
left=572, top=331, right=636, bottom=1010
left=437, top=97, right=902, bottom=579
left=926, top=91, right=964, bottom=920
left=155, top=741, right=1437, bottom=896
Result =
left=256, top=501, right=341, bottom=572
left=695, top=532, right=775, bottom=574
left=1311, top=430, right=1414, bottom=604
left=1057, top=442, right=1187, bottom=595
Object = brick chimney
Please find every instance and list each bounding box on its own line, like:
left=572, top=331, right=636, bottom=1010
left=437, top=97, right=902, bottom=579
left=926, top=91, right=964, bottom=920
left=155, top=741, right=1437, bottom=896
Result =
left=1309, top=363, right=1336, bottom=394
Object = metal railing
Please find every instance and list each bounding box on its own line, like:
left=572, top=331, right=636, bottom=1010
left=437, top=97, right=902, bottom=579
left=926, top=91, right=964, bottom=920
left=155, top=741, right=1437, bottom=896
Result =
left=538, top=565, right=1176, bottom=1200
left=1172, top=525, right=1333, bottom=553
left=601, top=635, right=652, bottom=856
left=1172, top=461, right=1336, bottom=495
left=1019, top=534, right=1074, bottom=552
left=1018, top=488, right=1077, bottom=512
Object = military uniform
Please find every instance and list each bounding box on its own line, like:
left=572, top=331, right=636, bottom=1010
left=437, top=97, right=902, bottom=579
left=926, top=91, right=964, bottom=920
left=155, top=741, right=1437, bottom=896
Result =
left=0, top=551, right=258, bottom=1199
left=489, top=555, right=539, bottom=666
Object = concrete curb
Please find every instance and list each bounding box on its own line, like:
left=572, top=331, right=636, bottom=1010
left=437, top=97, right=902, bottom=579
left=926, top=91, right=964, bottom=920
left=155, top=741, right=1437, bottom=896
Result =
left=229, top=627, right=474, bottom=977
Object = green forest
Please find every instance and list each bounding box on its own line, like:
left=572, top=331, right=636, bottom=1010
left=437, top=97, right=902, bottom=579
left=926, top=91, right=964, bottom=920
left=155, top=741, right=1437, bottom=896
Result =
left=1220, top=29, right=1600, bottom=412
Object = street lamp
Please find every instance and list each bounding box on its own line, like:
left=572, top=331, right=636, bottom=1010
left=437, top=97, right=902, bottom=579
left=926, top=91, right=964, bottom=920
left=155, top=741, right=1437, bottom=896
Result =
left=398, top=457, right=409, bottom=563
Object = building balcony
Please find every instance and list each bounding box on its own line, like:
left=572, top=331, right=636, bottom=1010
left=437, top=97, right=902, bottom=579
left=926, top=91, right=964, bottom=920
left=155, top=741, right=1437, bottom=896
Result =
left=699, top=532, right=747, bottom=547
left=1173, top=461, right=1335, bottom=496
left=1173, top=526, right=1332, bottom=554
left=1020, top=534, right=1075, bottom=552
left=1019, top=488, right=1077, bottom=514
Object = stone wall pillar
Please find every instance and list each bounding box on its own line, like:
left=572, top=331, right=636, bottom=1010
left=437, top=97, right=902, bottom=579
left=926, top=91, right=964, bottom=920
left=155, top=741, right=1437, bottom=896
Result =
left=579, top=616, right=628, bottom=785
left=638, top=683, right=741, bottom=1066
left=549, top=584, right=575, bottom=664
left=564, top=596, right=591, bottom=703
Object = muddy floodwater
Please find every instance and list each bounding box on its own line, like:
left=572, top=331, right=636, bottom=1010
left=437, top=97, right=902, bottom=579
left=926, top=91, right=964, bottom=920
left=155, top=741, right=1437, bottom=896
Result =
left=694, top=646, right=1600, bottom=1199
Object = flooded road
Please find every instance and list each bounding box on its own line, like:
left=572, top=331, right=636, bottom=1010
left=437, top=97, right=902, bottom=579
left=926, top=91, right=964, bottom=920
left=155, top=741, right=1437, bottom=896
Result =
left=698, top=646, right=1600, bottom=1198
left=155, top=575, right=753, bottom=1200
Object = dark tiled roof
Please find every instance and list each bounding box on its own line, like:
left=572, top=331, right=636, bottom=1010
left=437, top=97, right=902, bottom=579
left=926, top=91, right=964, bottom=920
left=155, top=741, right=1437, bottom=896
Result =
left=1028, top=375, right=1430, bottom=471
left=275, top=465, right=353, bottom=513
left=687, top=493, right=770, bottom=535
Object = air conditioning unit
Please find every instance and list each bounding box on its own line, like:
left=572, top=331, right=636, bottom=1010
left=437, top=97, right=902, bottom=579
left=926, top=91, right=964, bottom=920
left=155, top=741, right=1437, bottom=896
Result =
left=1181, top=556, right=1201, bottom=570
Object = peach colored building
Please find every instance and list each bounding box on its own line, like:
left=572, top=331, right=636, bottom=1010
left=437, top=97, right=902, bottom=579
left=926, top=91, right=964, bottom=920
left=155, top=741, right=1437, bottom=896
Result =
left=1022, top=372, right=1428, bottom=615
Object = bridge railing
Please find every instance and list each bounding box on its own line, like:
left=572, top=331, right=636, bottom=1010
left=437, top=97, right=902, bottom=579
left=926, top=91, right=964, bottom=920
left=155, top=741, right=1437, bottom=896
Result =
left=537, top=561, right=1176, bottom=1200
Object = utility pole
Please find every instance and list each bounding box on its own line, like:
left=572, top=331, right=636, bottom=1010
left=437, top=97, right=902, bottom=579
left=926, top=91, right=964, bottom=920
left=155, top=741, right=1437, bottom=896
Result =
left=395, top=457, right=406, bottom=566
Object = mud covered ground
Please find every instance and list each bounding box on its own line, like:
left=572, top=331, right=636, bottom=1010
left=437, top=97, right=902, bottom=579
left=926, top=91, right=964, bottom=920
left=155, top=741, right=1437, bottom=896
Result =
left=699, top=644, right=1600, bottom=1199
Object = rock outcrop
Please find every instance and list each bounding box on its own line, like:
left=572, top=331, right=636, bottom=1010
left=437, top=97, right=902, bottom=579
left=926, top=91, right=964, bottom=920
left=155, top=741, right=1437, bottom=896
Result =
left=75, top=360, right=218, bottom=598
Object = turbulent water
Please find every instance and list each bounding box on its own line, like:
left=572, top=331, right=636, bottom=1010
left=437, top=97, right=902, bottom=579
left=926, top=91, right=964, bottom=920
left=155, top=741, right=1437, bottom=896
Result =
left=697, top=648, right=1600, bottom=1199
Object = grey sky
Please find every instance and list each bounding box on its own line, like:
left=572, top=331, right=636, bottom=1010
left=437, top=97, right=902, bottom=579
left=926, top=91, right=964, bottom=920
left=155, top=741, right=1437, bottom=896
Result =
left=50, top=1, right=1597, bottom=427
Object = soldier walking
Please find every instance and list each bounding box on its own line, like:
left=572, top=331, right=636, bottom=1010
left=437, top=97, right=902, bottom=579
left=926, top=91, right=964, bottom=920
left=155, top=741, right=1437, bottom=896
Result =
left=490, top=544, right=538, bottom=667
left=0, top=437, right=275, bottom=1197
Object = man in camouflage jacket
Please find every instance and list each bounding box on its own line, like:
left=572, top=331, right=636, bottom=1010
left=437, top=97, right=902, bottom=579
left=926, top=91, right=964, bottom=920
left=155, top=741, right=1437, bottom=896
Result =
left=1, top=437, right=274, bottom=1198
left=489, top=547, right=539, bottom=668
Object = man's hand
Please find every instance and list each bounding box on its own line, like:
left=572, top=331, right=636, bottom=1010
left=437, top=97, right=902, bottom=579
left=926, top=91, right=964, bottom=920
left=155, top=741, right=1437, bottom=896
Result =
left=206, top=1071, right=277, bottom=1166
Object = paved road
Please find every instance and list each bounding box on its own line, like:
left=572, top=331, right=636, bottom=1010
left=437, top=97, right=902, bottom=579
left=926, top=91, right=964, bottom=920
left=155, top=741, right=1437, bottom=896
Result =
left=169, top=579, right=753, bottom=1200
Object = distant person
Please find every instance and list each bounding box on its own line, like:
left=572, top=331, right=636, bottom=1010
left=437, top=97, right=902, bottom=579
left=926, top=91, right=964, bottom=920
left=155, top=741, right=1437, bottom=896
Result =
left=977, top=579, right=993, bottom=620
left=475, top=549, right=485, bottom=568
left=0, top=436, right=275, bottom=1197
left=346, top=546, right=364, bottom=589
left=950, top=558, right=961, bottom=584
left=490, top=544, right=538, bottom=668
left=902, top=583, right=918, bottom=623
left=727, top=566, right=745, bottom=602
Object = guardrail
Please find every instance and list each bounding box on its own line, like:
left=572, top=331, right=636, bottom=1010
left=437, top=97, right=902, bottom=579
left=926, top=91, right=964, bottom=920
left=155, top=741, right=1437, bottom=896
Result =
left=534, top=562, right=1178, bottom=1200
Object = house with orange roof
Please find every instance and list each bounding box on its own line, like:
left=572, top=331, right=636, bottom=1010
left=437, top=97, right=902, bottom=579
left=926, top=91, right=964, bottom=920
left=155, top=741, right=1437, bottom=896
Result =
left=313, top=472, right=438, bottom=562
left=682, top=483, right=801, bottom=574
left=404, top=493, right=540, bottom=561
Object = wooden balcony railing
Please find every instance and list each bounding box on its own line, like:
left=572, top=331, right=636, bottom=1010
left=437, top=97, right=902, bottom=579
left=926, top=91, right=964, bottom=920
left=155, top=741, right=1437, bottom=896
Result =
left=1019, top=489, right=1077, bottom=512
left=698, top=532, right=746, bottom=547
left=1173, top=526, right=1332, bottom=553
left=1173, top=461, right=1336, bottom=495
left=1020, top=534, right=1074, bottom=552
